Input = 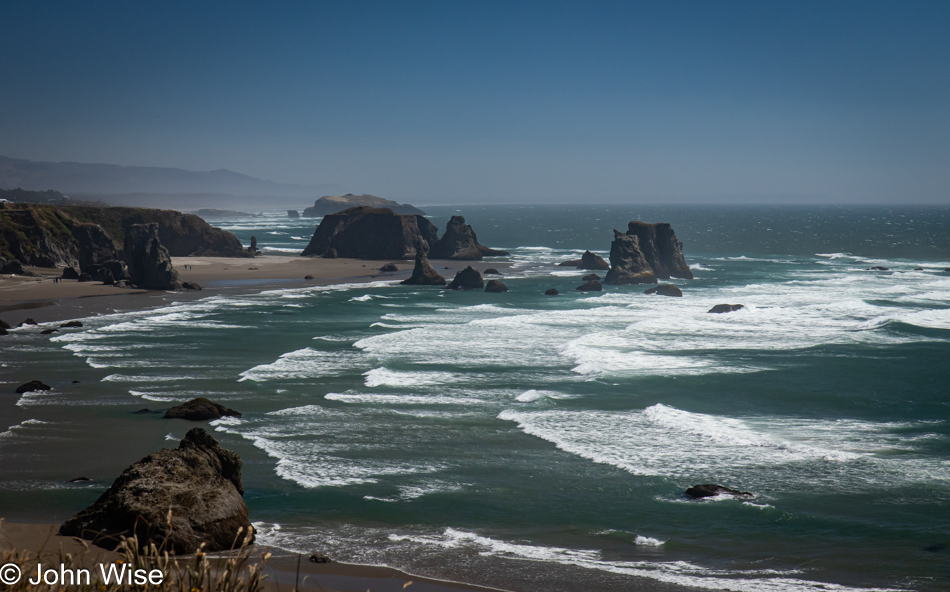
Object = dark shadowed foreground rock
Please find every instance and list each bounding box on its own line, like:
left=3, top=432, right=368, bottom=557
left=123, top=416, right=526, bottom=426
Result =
left=485, top=279, right=508, bottom=293
left=125, top=222, right=183, bottom=290
left=16, top=380, right=51, bottom=393
left=685, top=484, right=753, bottom=499
left=446, top=266, right=484, bottom=290
left=164, top=397, right=242, bottom=421
left=645, top=284, right=683, bottom=297
left=59, top=428, right=252, bottom=553
left=709, top=304, right=744, bottom=314
left=401, top=240, right=445, bottom=286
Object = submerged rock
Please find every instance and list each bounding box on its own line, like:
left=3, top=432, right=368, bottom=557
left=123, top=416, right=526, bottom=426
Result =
left=485, top=279, right=508, bottom=293
left=709, top=304, right=744, bottom=314
left=164, top=397, right=242, bottom=421
left=576, top=279, right=603, bottom=292
left=59, top=427, right=252, bottom=553
left=644, top=284, right=683, bottom=297
left=445, top=266, right=484, bottom=290
left=867, top=266, right=890, bottom=271
left=16, top=380, right=51, bottom=393
left=545, top=288, right=559, bottom=295
left=685, top=484, right=753, bottom=499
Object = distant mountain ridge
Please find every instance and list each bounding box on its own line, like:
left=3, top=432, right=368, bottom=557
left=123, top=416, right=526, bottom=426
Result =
left=0, top=155, right=334, bottom=198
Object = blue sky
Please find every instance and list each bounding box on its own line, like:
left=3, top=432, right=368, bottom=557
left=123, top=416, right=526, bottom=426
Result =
left=2, top=1, right=948, bottom=203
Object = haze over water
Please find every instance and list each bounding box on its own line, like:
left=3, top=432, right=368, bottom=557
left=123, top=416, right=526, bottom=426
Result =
left=2, top=205, right=949, bottom=592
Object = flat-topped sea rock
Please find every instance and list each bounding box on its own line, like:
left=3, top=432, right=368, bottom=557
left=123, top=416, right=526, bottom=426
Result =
left=302, top=206, right=439, bottom=260
left=59, top=428, right=252, bottom=553
left=604, top=231, right=657, bottom=285
left=302, top=194, right=425, bottom=217
left=164, top=397, right=241, bottom=421
left=429, top=216, right=510, bottom=260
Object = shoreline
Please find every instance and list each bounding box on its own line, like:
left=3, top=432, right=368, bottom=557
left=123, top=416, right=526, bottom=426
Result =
left=0, top=255, right=509, bottom=327
left=0, top=521, right=505, bottom=592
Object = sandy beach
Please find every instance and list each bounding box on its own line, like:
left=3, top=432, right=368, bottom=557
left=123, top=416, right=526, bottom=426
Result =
left=0, top=255, right=505, bottom=327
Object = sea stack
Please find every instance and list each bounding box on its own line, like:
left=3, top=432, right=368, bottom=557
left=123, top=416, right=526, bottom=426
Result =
left=124, top=222, right=183, bottom=290
left=301, top=207, right=439, bottom=260
left=604, top=221, right=691, bottom=285
left=603, top=230, right=657, bottom=285
left=429, top=216, right=510, bottom=260
left=402, top=240, right=446, bottom=285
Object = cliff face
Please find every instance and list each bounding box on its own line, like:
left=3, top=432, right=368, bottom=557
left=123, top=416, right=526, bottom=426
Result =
left=0, top=203, right=250, bottom=267
left=302, top=194, right=426, bottom=217
left=301, top=206, right=440, bottom=259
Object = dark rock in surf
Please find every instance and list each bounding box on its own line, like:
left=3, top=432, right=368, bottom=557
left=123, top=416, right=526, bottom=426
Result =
left=445, top=266, right=484, bottom=290
left=133, top=408, right=161, bottom=414
left=401, top=240, right=446, bottom=286
left=379, top=263, right=398, bottom=272
left=485, top=279, right=508, bottom=293
left=164, top=397, right=242, bottom=421
left=304, top=274, right=314, bottom=280
left=70, top=477, right=91, bottom=483
left=59, top=427, right=252, bottom=553
left=576, top=279, right=602, bottom=292
left=40, top=328, right=58, bottom=334
left=579, top=250, right=610, bottom=270
left=644, top=284, right=683, bottom=297
left=709, top=304, right=744, bottom=314
left=18, top=318, right=37, bottom=326
left=287, top=210, right=300, bottom=219
left=582, top=273, right=600, bottom=281
left=604, top=230, right=657, bottom=285
left=625, top=222, right=693, bottom=280
left=685, top=484, right=753, bottom=499
left=545, top=288, right=559, bottom=296
left=16, top=380, right=51, bottom=393
left=867, top=266, right=889, bottom=271
left=429, top=215, right=510, bottom=260
left=60, top=321, right=83, bottom=328
left=308, top=553, right=333, bottom=564
left=483, top=268, right=501, bottom=275
left=182, top=281, right=202, bottom=290
left=558, top=259, right=583, bottom=267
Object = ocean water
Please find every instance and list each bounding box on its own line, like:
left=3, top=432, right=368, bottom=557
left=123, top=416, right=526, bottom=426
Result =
left=2, top=205, right=949, bottom=592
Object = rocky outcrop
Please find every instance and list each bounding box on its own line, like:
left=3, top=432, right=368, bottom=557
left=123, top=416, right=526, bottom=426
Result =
left=483, top=268, right=500, bottom=275
left=604, top=231, right=657, bottom=285
left=545, top=288, right=559, bottom=295
left=645, top=284, right=683, bottom=297
left=302, top=207, right=439, bottom=260
left=74, top=223, right=126, bottom=282
left=59, top=428, right=252, bottom=553
left=60, top=321, right=83, bottom=328
left=685, top=484, right=753, bottom=499
left=429, top=216, right=510, bottom=260
left=580, top=250, right=610, bottom=270
left=380, top=263, right=398, bottom=272
left=625, top=222, right=692, bottom=280
left=445, top=266, right=484, bottom=290
left=0, top=203, right=251, bottom=269
left=302, top=194, right=425, bottom=217
left=164, top=398, right=241, bottom=421
left=582, top=273, right=600, bottom=281
left=709, top=304, right=744, bottom=314
left=401, top=242, right=446, bottom=286
left=124, top=223, right=183, bottom=290
left=576, top=279, right=603, bottom=291
left=485, top=279, right=508, bottom=293
left=287, top=210, right=300, bottom=218
left=246, top=235, right=259, bottom=256
left=16, top=380, right=51, bottom=393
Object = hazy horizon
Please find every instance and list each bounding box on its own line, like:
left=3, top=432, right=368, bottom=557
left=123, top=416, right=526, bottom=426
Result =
left=2, top=1, right=949, bottom=205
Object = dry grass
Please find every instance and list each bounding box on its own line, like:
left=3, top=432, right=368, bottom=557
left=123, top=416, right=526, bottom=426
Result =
left=0, top=516, right=269, bottom=592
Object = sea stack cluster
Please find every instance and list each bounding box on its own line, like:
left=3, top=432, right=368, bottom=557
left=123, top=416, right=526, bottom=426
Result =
left=604, top=221, right=692, bottom=285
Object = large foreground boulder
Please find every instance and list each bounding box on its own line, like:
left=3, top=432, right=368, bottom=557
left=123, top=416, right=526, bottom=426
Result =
left=301, top=207, right=439, bottom=259
left=124, top=223, right=183, bottom=290
left=401, top=240, right=446, bottom=285
left=604, top=231, right=657, bottom=285
left=164, top=397, right=242, bottom=421
left=59, top=428, right=251, bottom=553
left=429, top=216, right=510, bottom=260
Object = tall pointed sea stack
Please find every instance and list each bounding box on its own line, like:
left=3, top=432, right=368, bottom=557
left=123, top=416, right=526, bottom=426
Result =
left=402, top=240, right=446, bottom=285
left=603, top=230, right=657, bottom=284
left=429, top=215, right=510, bottom=259
left=124, top=222, right=183, bottom=290
left=624, top=221, right=692, bottom=279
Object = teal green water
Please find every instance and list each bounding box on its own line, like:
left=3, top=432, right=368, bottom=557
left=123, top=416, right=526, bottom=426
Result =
left=2, top=206, right=949, bottom=591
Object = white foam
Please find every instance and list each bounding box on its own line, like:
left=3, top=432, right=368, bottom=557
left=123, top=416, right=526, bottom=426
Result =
left=515, top=389, right=577, bottom=402
left=634, top=535, right=665, bottom=547
left=363, top=367, right=456, bottom=388
left=239, top=347, right=365, bottom=382
left=0, top=418, right=49, bottom=440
